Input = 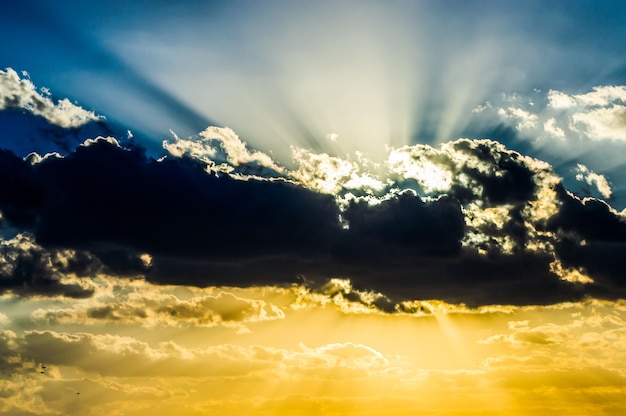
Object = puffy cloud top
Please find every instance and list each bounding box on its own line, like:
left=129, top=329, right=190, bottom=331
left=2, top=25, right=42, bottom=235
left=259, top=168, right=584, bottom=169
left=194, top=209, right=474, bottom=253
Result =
left=0, top=68, right=101, bottom=129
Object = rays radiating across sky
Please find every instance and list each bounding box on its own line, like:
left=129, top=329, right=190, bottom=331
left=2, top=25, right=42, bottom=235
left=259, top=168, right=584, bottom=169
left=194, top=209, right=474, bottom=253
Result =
left=2, top=1, right=626, bottom=415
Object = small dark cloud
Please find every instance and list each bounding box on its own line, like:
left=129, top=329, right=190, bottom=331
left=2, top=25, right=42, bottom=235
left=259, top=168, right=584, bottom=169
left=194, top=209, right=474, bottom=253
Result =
left=0, top=234, right=97, bottom=298
left=0, top=108, right=114, bottom=157
left=549, top=189, right=626, bottom=295
left=445, top=139, right=537, bottom=206
left=550, top=190, right=626, bottom=242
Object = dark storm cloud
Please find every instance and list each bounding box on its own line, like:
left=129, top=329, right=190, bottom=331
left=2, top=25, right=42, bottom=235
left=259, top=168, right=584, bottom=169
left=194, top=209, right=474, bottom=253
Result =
left=31, top=139, right=340, bottom=260
left=2, top=136, right=626, bottom=305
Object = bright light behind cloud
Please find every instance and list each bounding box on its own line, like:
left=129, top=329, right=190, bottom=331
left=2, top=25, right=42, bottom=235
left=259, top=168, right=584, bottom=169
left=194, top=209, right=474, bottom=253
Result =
left=387, top=146, right=453, bottom=193
left=472, top=85, right=626, bottom=207
left=95, top=1, right=541, bottom=164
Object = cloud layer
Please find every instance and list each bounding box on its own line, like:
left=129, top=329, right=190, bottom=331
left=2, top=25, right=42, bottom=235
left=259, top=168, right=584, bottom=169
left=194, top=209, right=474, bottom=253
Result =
left=2, top=288, right=626, bottom=416
left=2, top=123, right=626, bottom=306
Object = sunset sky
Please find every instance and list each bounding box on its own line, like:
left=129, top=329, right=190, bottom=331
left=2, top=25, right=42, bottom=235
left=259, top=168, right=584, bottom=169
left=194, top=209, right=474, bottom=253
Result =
left=2, top=1, right=626, bottom=415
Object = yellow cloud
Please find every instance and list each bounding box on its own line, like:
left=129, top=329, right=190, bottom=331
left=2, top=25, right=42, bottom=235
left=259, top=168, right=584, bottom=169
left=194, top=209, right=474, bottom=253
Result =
left=3, top=280, right=626, bottom=415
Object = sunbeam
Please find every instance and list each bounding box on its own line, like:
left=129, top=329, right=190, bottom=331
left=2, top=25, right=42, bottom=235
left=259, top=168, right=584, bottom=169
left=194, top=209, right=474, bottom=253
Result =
left=3, top=1, right=626, bottom=415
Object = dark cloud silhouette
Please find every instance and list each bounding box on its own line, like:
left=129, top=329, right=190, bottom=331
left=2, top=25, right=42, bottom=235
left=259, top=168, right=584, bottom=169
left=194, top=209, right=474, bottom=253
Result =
left=1, top=134, right=626, bottom=305
left=0, top=107, right=117, bottom=157
left=447, top=139, right=537, bottom=205
left=32, top=139, right=341, bottom=260
left=0, top=234, right=97, bottom=298
left=549, top=189, right=626, bottom=294
left=551, top=190, right=626, bottom=242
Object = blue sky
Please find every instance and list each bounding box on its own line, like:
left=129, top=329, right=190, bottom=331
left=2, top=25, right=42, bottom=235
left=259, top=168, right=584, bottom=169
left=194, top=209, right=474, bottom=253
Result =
left=3, top=0, right=626, bottom=208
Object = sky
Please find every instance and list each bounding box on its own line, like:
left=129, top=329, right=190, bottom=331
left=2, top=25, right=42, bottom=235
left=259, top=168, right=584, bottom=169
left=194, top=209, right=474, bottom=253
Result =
left=2, top=1, right=626, bottom=415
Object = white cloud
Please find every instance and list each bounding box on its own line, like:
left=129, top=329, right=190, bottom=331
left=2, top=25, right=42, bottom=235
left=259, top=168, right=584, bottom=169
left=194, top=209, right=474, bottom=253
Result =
left=497, top=106, right=538, bottom=130
left=543, top=117, right=565, bottom=139
left=571, top=105, right=626, bottom=141
left=80, top=136, right=122, bottom=148
left=326, top=133, right=339, bottom=142
left=489, top=85, right=626, bottom=142
left=574, top=164, right=612, bottom=199
left=0, top=68, right=101, bottom=128
left=548, top=90, right=577, bottom=109
left=573, top=85, right=626, bottom=107
left=163, top=126, right=285, bottom=179
left=387, top=145, right=453, bottom=193
left=291, top=147, right=386, bottom=197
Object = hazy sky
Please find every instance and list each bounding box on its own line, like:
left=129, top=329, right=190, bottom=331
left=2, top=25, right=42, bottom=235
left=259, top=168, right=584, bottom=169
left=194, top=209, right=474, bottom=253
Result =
left=2, top=1, right=626, bottom=415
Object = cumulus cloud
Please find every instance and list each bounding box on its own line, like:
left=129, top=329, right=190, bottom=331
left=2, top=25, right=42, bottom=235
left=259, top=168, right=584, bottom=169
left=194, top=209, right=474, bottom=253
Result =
left=0, top=69, right=122, bottom=159
left=291, top=278, right=394, bottom=314
left=478, top=300, right=626, bottom=371
left=571, top=105, right=626, bottom=141
left=574, top=164, right=612, bottom=199
left=481, top=85, right=626, bottom=142
left=1, top=125, right=626, bottom=305
left=0, top=68, right=101, bottom=129
left=163, top=126, right=285, bottom=178
left=0, top=330, right=21, bottom=376
left=31, top=287, right=285, bottom=328
left=15, top=330, right=391, bottom=379
left=497, top=106, right=538, bottom=131
left=470, top=85, right=626, bottom=207
left=0, top=233, right=99, bottom=298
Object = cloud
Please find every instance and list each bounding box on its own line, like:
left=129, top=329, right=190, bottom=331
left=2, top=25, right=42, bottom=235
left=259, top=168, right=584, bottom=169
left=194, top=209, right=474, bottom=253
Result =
left=16, top=330, right=391, bottom=379
left=2, top=127, right=626, bottom=306
left=0, top=234, right=99, bottom=298
left=571, top=105, right=626, bottom=141
left=574, top=164, right=612, bottom=199
left=0, top=330, right=21, bottom=376
left=163, top=126, right=285, bottom=179
left=470, top=85, right=626, bottom=208
left=31, top=286, right=285, bottom=328
left=497, top=106, right=538, bottom=131
left=0, top=68, right=101, bottom=129
left=3, top=289, right=626, bottom=415
left=0, top=69, right=124, bottom=159
left=479, top=85, right=626, bottom=143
